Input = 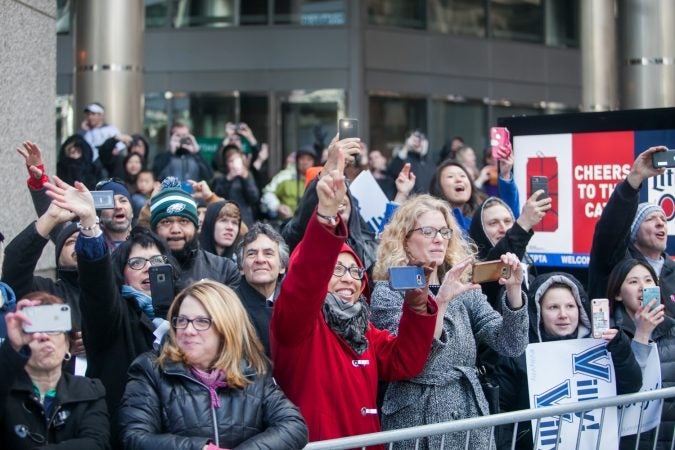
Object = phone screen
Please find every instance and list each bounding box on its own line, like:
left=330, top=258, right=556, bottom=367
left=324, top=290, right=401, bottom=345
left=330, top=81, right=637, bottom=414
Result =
left=591, top=299, right=610, bottom=338
left=91, top=190, right=115, bottom=210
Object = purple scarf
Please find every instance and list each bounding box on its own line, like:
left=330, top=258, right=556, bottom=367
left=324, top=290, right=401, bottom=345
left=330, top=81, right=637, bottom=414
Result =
left=190, top=367, right=228, bottom=408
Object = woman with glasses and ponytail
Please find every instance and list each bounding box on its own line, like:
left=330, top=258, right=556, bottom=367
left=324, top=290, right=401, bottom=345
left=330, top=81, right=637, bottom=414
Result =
left=1, top=291, right=110, bottom=449
left=118, top=280, right=308, bottom=450
left=271, top=147, right=440, bottom=446
left=44, top=175, right=181, bottom=446
left=370, top=194, right=528, bottom=449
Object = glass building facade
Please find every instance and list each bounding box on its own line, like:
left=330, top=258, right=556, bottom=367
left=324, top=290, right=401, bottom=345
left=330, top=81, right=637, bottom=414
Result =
left=56, top=0, right=580, bottom=172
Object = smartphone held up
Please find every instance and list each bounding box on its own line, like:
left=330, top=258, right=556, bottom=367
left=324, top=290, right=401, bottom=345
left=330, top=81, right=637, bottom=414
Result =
left=471, top=260, right=511, bottom=284
left=22, top=304, right=72, bottom=334
left=591, top=298, right=610, bottom=339
left=339, top=118, right=359, bottom=140
left=490, top=127, right=512, bottom=160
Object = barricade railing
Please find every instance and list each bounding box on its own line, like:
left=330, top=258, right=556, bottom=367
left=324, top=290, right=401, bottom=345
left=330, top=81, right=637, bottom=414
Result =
left=304, top=387, right=675, bottom=450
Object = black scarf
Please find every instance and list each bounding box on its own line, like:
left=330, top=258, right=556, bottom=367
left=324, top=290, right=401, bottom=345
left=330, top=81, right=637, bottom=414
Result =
left=322, top=293, right=370, bottom=355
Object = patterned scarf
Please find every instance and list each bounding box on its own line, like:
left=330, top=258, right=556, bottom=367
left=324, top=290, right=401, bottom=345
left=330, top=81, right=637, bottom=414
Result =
left=190, top=366, right=228, bottom=409
left=322, top=293, right=369, bottom=355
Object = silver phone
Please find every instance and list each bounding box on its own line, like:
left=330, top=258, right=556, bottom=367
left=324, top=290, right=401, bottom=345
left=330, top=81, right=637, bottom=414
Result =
left=22, top=305, right=72, bottom=334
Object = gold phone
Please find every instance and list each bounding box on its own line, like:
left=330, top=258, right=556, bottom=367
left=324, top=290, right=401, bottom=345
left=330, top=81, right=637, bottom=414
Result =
left=471, top=260, right=511, bottom=284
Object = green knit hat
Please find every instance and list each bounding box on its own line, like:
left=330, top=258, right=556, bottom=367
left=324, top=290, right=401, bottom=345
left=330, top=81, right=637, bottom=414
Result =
left=150, top=178, right=199, bottom=229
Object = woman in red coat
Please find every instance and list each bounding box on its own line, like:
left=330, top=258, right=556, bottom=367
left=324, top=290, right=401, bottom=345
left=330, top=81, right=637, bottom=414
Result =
left=271, top=142, right=461, bottom=444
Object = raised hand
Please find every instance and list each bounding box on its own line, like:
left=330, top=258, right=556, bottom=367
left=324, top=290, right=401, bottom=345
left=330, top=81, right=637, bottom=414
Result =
left=188, top=179, right=214, bottom=202
left=44, top=176, right=97, bottom=225
left=626, top=146, right=668, bottom=189
left=16, top=141, right=45, bottom=180
left=517, top=191, right=552, bottom=231
left=436, top=256, right=479, bottom=306
left=324, top=134, right=361, bottom=172
left=316, top=150, right=346, bottom=219
left=499, top=252, right=525, bottom=309
left=633, top=301, right=665, bottom=344
left=394, top=163, right=416, bottom=203
left=5, top=299, right=42, bottom=352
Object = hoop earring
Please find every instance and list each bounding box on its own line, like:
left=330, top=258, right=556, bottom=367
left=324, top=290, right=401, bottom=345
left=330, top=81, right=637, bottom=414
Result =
left=63, top=352, right=72, bottom=362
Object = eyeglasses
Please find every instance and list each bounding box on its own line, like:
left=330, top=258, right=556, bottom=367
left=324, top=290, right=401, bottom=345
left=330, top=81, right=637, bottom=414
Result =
left=408, top=226, right=453, bottom=240
left=126, top=255, right=167, bottom=270
left=172, top=316, right=213, bottom=331
left=333, top=262, right=365, bottom=280
left=95, top=177, right=125, bottom=190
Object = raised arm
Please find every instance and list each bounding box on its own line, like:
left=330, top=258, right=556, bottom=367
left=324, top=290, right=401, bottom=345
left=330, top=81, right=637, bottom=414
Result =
left=271, top=152, right=348, bottom=345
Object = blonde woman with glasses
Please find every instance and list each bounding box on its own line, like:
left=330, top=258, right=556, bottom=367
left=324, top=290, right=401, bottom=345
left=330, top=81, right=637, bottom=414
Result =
left=370, top=194, right=528, bottom=450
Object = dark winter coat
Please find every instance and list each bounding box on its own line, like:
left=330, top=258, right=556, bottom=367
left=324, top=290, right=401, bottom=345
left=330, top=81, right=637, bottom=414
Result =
left=210, top=175, right=260, bottom=227
left=494, top=273, right=643, bottom=450
left=1, top=221, right=82, bottom=327
left=176, top=247, right=241, bottom=292
left=118, top=352, right=308, bottom=450
left=614, top=302, right=675, bottom=449
left=76, top=246, right=155, bottom=426
left=236, top=278, right=275, bottom=357
left=0, top=340, right=110, bottom=450
left=588, top=179, right=675, bottom=313
left=57, top=135, right=106, bottom=190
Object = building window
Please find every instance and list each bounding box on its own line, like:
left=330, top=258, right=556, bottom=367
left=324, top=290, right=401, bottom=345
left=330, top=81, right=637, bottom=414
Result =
left=489, top=0, right=543, bottom=43
left=274, top=0, right=346, bottom=25
left=146, top=0, right=169, bottom=28
left=431, top=99, right=487, bottom=163
left=428, top=0, right=485, bottom=37
left=368, top=0, right=426, bottom=29
left=369, top=95, right=427, bottom=158
left=544, top=0, right=579, bottom=48
left=172, top=0, right=238, bottom=27
left=57, top=0, right=71, bottom=33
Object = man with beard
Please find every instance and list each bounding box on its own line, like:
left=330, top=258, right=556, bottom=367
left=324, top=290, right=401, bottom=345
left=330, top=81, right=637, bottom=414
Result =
left=95, top=179, right=133, bottom=249
left=235, top=223, right=289, bottom=356
left=150, top=179, right=240, bottom=291
left=1, top=201, right=86, bottom=356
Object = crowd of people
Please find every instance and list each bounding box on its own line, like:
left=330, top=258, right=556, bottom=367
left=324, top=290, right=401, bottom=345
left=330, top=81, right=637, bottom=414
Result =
left=0, top=102, right=673, bottom=450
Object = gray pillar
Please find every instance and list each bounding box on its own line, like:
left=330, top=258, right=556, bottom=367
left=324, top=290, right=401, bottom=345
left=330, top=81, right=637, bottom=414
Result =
left=580, top=0, right=618, bottom=111
left=619, top=0, right=675, bottom=109
left=74, top=0, right=144, bottom=134
left=347, top=0, right=367, bottom=144
left=0, top=1, right=56, bottom=272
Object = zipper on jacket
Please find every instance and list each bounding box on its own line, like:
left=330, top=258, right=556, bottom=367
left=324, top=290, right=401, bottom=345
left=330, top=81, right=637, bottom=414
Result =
left=167, top=370, right=221, bottom=446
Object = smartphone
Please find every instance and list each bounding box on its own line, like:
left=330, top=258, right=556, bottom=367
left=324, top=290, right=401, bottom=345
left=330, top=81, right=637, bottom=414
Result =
left=91, top=190, right=115, bottom=210
left=490, top=127, right=511, bottom=160
left=591, top=298, right=610, bottom=339
left=471, top=260, right=512, bottom=284
left=149, top=264, right=175, bottom=318
left=338, top=118, right=359, bottom=140
left=530, top=176, right=549, bottom=201
left=180, top=137, right=192, bottom=147
left=22, top=304, right=72, bottom=334
left=180, top=181, right=194, bottom=194
left=388, top=266, right=425, bottom=291
left=642, top=286, right=661, bottom=310
left=652, top=149, right=675, bottom=168
left=232, top=157, right=244, bottom=171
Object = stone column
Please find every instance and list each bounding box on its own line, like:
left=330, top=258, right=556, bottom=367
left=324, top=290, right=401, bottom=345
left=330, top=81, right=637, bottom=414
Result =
left=0, top=1, right=56, bottom=272
left=618, top=0, right=675, bottom=108
left=581, top=0, right=618, bottom=111
left=74, top=0, right=144, bottom=134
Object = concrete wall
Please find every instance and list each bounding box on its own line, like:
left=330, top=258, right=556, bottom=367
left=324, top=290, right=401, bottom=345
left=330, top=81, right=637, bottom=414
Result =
left=0, top=0, right=56, bottom=272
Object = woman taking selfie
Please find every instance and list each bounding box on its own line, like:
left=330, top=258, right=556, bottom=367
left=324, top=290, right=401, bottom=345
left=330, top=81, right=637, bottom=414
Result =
left=370, top=194, right=527, bottom=449
left=0, top=292, right=109, bottom=450
left=606, top=259, right=673, bottom=449
left=271, top=146, right=439, bottom=444
left=118, top=280, right=308, bottom=450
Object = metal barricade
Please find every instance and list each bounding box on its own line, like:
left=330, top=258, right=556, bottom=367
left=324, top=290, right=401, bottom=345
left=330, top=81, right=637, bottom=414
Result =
left=304, top=387, right=675, bottom=450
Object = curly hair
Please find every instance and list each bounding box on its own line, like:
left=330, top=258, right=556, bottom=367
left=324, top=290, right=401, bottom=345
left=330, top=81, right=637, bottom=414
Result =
left=158, top=280, right=268, bottom=389
left=373, top=194, right=476, bottom=281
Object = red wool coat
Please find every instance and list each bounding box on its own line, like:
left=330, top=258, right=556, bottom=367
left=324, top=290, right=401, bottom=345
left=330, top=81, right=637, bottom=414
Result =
left=271, top=214, right=437, bottom=444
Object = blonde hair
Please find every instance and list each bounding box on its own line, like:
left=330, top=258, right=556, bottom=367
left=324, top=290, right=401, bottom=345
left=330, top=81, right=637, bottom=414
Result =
left=158, top=280, right=267, bottom=388
left=373, top=194, right=476, bottom=281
